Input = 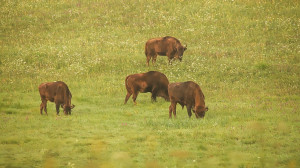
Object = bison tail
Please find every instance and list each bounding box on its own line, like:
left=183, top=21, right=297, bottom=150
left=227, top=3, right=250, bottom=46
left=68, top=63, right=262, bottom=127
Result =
left=144, top=46, right=148, bottom=56
left=144, top=42, right=151, bottom=57
left=125, top=76, right=131, bottom=93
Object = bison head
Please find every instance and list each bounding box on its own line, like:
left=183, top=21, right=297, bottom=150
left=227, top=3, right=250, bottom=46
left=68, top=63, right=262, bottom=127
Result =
left=157, top=90, right=170, bottom=101
left=176, top=45, right=187, bottom=61
left=194, top=106, right=208, bottom=118
left=63, top=104, right=75, bottom=115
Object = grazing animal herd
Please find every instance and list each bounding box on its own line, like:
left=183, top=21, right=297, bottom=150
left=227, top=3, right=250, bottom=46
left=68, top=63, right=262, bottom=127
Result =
left=38, top=36, right=208, bottom=119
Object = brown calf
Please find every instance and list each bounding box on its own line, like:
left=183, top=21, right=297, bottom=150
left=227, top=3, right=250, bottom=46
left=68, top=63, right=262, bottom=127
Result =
left=124, top=71, right=169, bottom=105
left=168, top=81, right=208, bottom=118
left=145, top=36, right=187, bottom=66
left=38, top=81, right=75, bottom=115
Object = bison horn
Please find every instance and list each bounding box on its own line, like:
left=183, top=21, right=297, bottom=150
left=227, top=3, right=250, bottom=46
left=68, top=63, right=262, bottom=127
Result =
left=71, top=104, right=75, bottom=109
left=184, top=44, right=187, bottom=50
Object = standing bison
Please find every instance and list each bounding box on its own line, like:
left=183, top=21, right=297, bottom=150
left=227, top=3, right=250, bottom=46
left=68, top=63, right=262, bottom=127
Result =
left=124, top=71, right=169, bottom=105
left=39, top=81, right=75, bottom=115
left=168, top=81, right=208, bottom=119
left=145, top=36, right=187, bottom=66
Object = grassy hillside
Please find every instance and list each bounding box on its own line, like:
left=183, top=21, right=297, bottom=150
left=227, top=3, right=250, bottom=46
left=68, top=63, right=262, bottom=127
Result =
left=0, top=0, right=299, bottom=167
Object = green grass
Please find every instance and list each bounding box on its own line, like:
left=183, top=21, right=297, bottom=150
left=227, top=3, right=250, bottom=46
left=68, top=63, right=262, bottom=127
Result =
left=0, top=0, right=299, bottom=167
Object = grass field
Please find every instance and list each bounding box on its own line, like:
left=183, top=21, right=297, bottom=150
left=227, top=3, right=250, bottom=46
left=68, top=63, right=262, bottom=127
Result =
left=0, top=0, right=299, bottom=167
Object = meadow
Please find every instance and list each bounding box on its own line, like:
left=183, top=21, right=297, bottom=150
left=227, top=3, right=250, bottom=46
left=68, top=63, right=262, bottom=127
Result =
left=0, top=0, right=299, bottom=167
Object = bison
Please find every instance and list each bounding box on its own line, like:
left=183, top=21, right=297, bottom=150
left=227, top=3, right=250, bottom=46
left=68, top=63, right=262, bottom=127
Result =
left=38, top=81, right=75, bottom=115
left=124, top=71, right=169, bottom=105
left=145, top=36, right=187, bottom=66
left=168, top=81, right=208, bottom=119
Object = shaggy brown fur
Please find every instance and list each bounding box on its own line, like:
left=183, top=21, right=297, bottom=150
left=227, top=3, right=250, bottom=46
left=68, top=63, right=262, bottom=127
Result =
left=38, top=81, right=75, bottom=115
left=168, top=81, right=208, bottom=118
left=124, top=71, right=169, bottom=105
left=145, top=36, right=187, bottom=66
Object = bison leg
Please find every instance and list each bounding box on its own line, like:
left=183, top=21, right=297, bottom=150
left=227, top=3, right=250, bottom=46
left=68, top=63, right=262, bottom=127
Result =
left=168, top=55, right=176, bottom=65
left=132, top=91, right=139, bottom=105
left=152, top=54, right=157, bottom=65
left=40, top=101, right=44, bottom=115
left=168, top=57, right=172, bottom=65
left=56, top=104, right=60, bottom=115
left=169, top=102, right=177, bottom=118
left=146, top=56, right=151, bottom=66
left=40, top=102, right=44, bottom=115
left=167, top=51, right=173, bottom=65
left=172, top=103, right=177, bottom=118
left=169, top=105, right=172, bottom=118
left=40, top=100, right=48, bottom=115
left=124, top=92, right=132, bottom=104
left=187, top=105, right=192, bottom=118
left=44, top=105, right=48, bottom=115
left=151, top=88, right=158, bottom=102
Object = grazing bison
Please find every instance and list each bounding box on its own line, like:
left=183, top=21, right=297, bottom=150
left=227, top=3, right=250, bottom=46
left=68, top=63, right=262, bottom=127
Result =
left=145, top=36, right=187, bottom=66
left=168, top=81, right=208, bottom=119
left=38, top=81, right=75, bottom=115
left=124, top=71, right=169, bottom=105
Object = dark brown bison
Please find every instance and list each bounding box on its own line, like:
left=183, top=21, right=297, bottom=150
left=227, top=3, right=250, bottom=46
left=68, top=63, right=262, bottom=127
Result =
left=124, top=71, right=169, bottom=105
left=38, top=81, right=75, bottom=115
left=145, top=36, right=187, bottom=66
left=168, top=81, right=208, bottom=119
